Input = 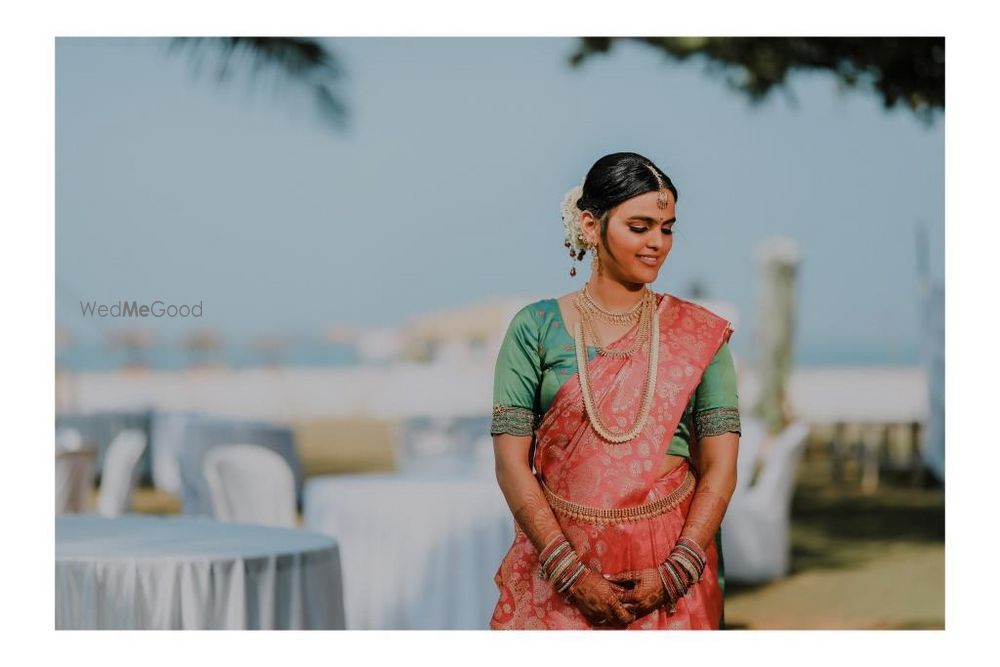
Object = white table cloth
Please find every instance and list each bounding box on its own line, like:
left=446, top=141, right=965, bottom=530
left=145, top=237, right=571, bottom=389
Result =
left=302, top=471, right=514, bottom=629
left=55, top=514, right=346, bottom=629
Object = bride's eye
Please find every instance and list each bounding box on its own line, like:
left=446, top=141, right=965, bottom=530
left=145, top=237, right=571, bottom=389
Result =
left=629, top=226, right=648, bottom=233
left=663, top=228, right=674, bottom=235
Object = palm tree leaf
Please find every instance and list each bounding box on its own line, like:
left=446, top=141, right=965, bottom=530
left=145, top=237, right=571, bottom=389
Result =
left=167, top=37, right=348, bottom=129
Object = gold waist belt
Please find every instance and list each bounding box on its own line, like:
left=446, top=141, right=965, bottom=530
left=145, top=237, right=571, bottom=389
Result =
left=540, top=470, right=696, bottom=525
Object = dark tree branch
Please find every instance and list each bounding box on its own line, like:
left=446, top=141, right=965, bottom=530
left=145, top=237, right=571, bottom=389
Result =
left=166, top=37, right=348, bottom=129
left=569, top=37, right=943, bottom=125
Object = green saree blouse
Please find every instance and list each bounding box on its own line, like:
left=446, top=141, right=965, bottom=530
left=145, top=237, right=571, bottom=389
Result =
left=490, top=298, right=741, bottom=462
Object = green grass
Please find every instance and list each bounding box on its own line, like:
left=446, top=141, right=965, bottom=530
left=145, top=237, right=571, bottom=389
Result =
left=724, top=443, right=944, bottom=629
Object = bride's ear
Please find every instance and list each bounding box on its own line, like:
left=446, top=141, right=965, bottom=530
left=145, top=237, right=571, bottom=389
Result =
left=579, top=210, right=599, bottom=245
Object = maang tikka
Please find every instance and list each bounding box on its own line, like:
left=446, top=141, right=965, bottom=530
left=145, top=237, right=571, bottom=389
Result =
left=646, top=163, right=671, bottom=209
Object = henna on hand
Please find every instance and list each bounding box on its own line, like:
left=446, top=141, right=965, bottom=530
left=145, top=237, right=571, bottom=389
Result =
left=567, top=569, right=636, bottom=628
left=512, top=487, right=567, bottom=556
left=678, top=479, right=731, bottom=553
left=605, top=568, right=666, bottom=619
left=511, top=485, right=634, bottom=628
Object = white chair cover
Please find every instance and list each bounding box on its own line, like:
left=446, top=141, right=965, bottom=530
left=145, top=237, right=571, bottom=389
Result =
left=55, top=451, right=96, bottom=514
left=203, top=444, right=297, bottom=528
left=735, top=417, right=766, bottom=490
left=721, top=421, right=810, bottom=583
left=162, top=414, right=302, bottom=516
left=97, top=429, right=148, bottom=517
left=56, top=426, right=96, bottom=514
left=56, top=427, right=83, bottom=453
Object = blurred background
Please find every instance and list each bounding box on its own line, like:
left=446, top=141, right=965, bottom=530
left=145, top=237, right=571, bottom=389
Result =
left=54, top=37, right=944, bottom=630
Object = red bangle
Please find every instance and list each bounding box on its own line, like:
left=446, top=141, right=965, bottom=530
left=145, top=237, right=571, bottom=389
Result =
left=675, top=536, right=707, bottom=569
left=662, top=559, right=687, bottom=599
left=567, top=567, right=591, bottom=598
left=538, top=536, right=567, bottom=564
left=669, top=552, right=700, bottom=586
left=658, top=563, right=680, bottom=613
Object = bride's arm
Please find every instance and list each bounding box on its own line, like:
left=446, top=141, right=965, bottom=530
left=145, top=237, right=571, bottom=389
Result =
left=493, top=433, right=635, bottom=626
left=679, top=431, right=739, bottom=551
left=492, top=434, right=564, bottom=552
left=680, top=335, right=741, bottom=552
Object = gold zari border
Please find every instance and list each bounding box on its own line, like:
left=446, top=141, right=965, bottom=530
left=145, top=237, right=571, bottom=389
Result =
left=540, top=470, right=696, bottom=525
left=490, top=404, right=539, bottom=437
left=695, top=407, right=741, bottom=439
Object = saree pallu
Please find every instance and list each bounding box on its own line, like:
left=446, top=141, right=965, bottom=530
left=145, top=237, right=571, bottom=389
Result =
left=490, top=293, right=732, bottom=630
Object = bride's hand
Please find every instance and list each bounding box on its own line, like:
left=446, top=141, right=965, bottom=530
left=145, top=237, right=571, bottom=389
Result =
left=605, top=568, right=673, bottom=619
left=566, top=568, right=636, bottom=628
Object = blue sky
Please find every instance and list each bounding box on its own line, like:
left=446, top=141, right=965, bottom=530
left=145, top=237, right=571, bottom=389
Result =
left=56, top=37, right=943, bottom=365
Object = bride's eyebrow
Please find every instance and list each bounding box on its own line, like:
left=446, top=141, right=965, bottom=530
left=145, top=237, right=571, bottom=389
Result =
left=626, top=216, right=676, bottom=224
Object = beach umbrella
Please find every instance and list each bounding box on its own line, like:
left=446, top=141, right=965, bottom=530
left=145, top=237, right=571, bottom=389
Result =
left=183, top=328, right=224, bottom=369
left=106, top=328, right=156, bottom=371
left=250, top=333, right=292, bottom=367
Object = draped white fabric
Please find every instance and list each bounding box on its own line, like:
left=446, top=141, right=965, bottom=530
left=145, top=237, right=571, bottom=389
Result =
left=96, top=429, right=147, bottom=518
left=147, top=412, right=302, bottom=515
left=303, top=472, right=514, bottom=629
left=721, top=421, right=811, bottom=583
left=55, top=450, right=97, bottom=514
left=55, top=514, right=346, bottom=629
left=202, top=444, right=298, bottom=528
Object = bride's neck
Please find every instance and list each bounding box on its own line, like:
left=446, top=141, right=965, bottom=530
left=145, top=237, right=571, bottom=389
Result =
left=585, top=276, right=648, bottom=312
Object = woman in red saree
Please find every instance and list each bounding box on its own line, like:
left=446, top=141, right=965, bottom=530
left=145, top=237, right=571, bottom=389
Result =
left=489, top=153, right=740, bottom=630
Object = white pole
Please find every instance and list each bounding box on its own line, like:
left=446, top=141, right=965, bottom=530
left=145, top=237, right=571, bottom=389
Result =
left=753, top=238, right=801, bottom=435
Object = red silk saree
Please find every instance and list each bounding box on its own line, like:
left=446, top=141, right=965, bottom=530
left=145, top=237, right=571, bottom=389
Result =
left=491, top=292, right=733, bottom=630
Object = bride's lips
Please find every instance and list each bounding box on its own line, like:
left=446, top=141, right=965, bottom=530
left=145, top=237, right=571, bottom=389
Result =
left=637, top=255, right=659, bottom=266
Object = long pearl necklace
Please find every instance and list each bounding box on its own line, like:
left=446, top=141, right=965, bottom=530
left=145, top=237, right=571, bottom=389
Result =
left=573, top=288, right=659, bottom=443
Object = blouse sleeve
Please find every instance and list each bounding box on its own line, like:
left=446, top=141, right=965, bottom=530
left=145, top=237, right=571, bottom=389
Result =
left=692, top=340, right=742, bottom=439
left=490, top=305, right=543, bottom=437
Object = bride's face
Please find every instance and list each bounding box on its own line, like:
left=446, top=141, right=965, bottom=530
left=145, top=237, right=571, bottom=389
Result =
left=582, top=189, right=676, bottom=285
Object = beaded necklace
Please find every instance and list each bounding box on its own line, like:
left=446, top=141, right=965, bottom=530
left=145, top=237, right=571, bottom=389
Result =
left=572, top=287, right=659, bottom=443
left=581, top=283, right=648, bottom=325
left=574, top=289, right=653, bottom=359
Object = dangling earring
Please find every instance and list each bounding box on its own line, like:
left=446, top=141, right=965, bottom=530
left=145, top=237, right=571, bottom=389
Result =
left=568, top=234, right=586, bottom=277
left=590, top=242, right=600, bottom=276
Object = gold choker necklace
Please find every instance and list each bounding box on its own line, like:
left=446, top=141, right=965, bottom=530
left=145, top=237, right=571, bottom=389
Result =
left=581, top=283, right=650, bottom=325
left=573, top=289, right=654, bottom=359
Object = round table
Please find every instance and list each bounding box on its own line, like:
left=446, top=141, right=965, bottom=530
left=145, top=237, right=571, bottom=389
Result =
left=55, top=514, right=346, bottom=629
left=303, top=471, right=514, bottom=629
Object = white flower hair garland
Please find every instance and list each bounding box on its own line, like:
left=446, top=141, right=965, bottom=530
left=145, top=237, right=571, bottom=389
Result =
left=561, top=179, right=588, bottom=254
